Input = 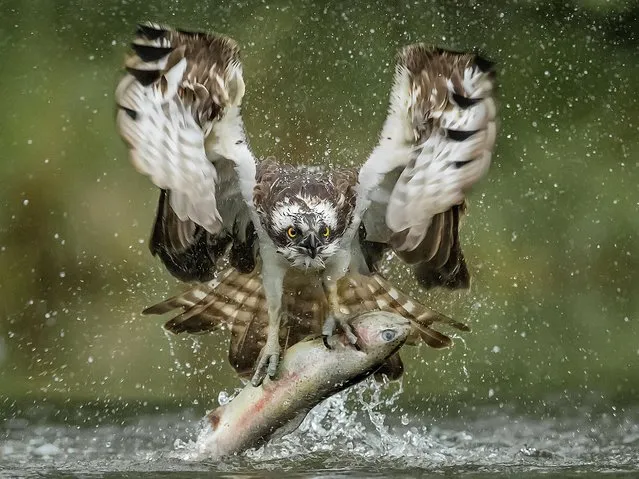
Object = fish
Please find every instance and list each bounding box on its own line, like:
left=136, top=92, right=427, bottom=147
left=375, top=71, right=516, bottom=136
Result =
left=193, top=310, right=411, bottom=458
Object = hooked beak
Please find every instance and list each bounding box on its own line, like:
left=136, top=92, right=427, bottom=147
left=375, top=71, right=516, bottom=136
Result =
left=300, top=233, right=319, bottom=259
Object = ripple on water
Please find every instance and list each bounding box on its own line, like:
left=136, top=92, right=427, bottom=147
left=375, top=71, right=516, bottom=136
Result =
left=2, top=381, right=639, bottom=477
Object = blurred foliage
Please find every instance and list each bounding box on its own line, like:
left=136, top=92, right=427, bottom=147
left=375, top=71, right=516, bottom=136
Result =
left=0, top=0, right=638, bottom=419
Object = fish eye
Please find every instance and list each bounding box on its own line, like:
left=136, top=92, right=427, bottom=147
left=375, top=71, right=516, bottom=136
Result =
left=322, top=226, right=330, bottom=238
left=381, top=329, right=397, bottom=342
left=287, top=226, right=298, bottom=239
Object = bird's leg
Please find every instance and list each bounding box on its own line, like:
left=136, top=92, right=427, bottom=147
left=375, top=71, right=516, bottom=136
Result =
left=252, top=260, right=286, bottom=387
left=251, top=303, right=283, bottom=386
left=322, top=279, right=358, bottom=349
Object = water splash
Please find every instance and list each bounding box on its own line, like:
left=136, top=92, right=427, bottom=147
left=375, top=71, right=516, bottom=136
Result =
left=240, top=378, right=431, bottom=463
left=168, top=380, right=639, bottom=474
left=3, top=399, right=639, bottom=475
left=169, top=378, right=405, bottom=462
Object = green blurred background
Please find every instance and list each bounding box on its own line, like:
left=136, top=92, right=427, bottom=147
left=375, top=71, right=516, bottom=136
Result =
left=1, top=0, right=637, bottom=419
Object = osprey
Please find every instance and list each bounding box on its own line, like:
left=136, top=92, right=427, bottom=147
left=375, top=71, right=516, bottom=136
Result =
left=115, top=23, right=497, bottom=386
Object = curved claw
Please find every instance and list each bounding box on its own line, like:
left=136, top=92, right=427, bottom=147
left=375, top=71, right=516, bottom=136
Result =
left=251, top=343, right=280, bottom=387
left=341, top=321, right=358, bottom=345
left=322, top=314, right=359, bottom=349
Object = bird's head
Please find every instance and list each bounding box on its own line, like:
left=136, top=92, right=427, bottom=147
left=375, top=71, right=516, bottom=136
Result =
left=263, top=194, right=345, bottom=270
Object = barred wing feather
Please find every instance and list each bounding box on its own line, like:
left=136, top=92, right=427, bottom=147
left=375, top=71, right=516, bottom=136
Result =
left=143, top=267, right=469, bottom=377
left=358, top=45, right=497, bottom=288
left=115, top=23, right=255, bottom=235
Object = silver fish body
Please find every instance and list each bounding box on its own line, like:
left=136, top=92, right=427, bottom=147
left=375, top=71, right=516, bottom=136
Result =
left=195, top=311, right=411, bottom=458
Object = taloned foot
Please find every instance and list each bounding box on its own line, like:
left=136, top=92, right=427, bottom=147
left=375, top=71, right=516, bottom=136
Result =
left=251, top=340, right=280, bottom=387
left=322, top=314, right=358, bottom=349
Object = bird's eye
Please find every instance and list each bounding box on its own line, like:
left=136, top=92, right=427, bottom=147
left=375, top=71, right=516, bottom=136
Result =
left=381, top=329, right=397, bottom=342
left=322, top=226, right=330, bottom=238
left=287, top=227, right=298, bottom=239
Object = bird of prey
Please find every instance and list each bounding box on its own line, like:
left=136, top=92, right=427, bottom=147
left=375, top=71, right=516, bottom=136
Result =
left=115, top=23, right=497, bottom=386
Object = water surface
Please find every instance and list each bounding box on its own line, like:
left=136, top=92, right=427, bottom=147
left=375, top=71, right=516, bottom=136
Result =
left=3, top=383, right=638, bottom=478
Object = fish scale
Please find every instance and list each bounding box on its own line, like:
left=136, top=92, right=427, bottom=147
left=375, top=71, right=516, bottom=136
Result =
left=194, top=311, right=411, bottom=459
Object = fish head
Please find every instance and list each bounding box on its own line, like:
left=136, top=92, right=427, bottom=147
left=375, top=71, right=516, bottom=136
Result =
left=350, top=311, right=411, bottom=357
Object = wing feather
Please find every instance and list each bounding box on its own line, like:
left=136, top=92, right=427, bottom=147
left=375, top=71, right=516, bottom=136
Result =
left=148, top=190, right=232, bottom=282
left=115, top=22, right=256, bottom=235
left=358, top=44, right=497, bottom=289
left=142, top=267, right=469, bottom=370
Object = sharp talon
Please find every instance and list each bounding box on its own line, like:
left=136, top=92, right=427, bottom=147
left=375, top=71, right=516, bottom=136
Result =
left=251, top=358, right=267, bottom=387
left=253, top=341, right=280, bottom=386
left=322, top=315, right=336, bottom=339
left=322, top=335, right=333, bottom=350
left=251, top=369, right=265, bottom=387
left=338, top=318, right=358, bottom=345
left=267, top=353, right=279, bottom=378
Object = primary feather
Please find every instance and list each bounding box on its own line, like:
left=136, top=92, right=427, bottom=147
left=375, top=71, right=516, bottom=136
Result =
left=115, top=22, right=251, bottom=234
left=358, top=45, right=497, bottom=289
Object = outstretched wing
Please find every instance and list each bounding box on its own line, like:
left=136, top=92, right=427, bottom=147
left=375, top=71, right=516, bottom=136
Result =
left=115, top=23, right=257, bottom=276
left=357, top=45, right=497, bottom=289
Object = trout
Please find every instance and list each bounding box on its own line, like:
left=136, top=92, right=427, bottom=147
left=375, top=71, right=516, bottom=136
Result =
left=195, top=311, right=411, bottom=458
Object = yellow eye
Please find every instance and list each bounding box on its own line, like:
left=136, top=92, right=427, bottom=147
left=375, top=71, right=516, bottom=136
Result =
left=323, top=226, right=330, bottom=238
left=287, top=227, right=297, bottom=239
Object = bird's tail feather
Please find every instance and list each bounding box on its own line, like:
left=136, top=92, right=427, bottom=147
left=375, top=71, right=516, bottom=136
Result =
left=338, top=273, right=469, bottom=349
left=143, top=268, right=469, bottom=373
